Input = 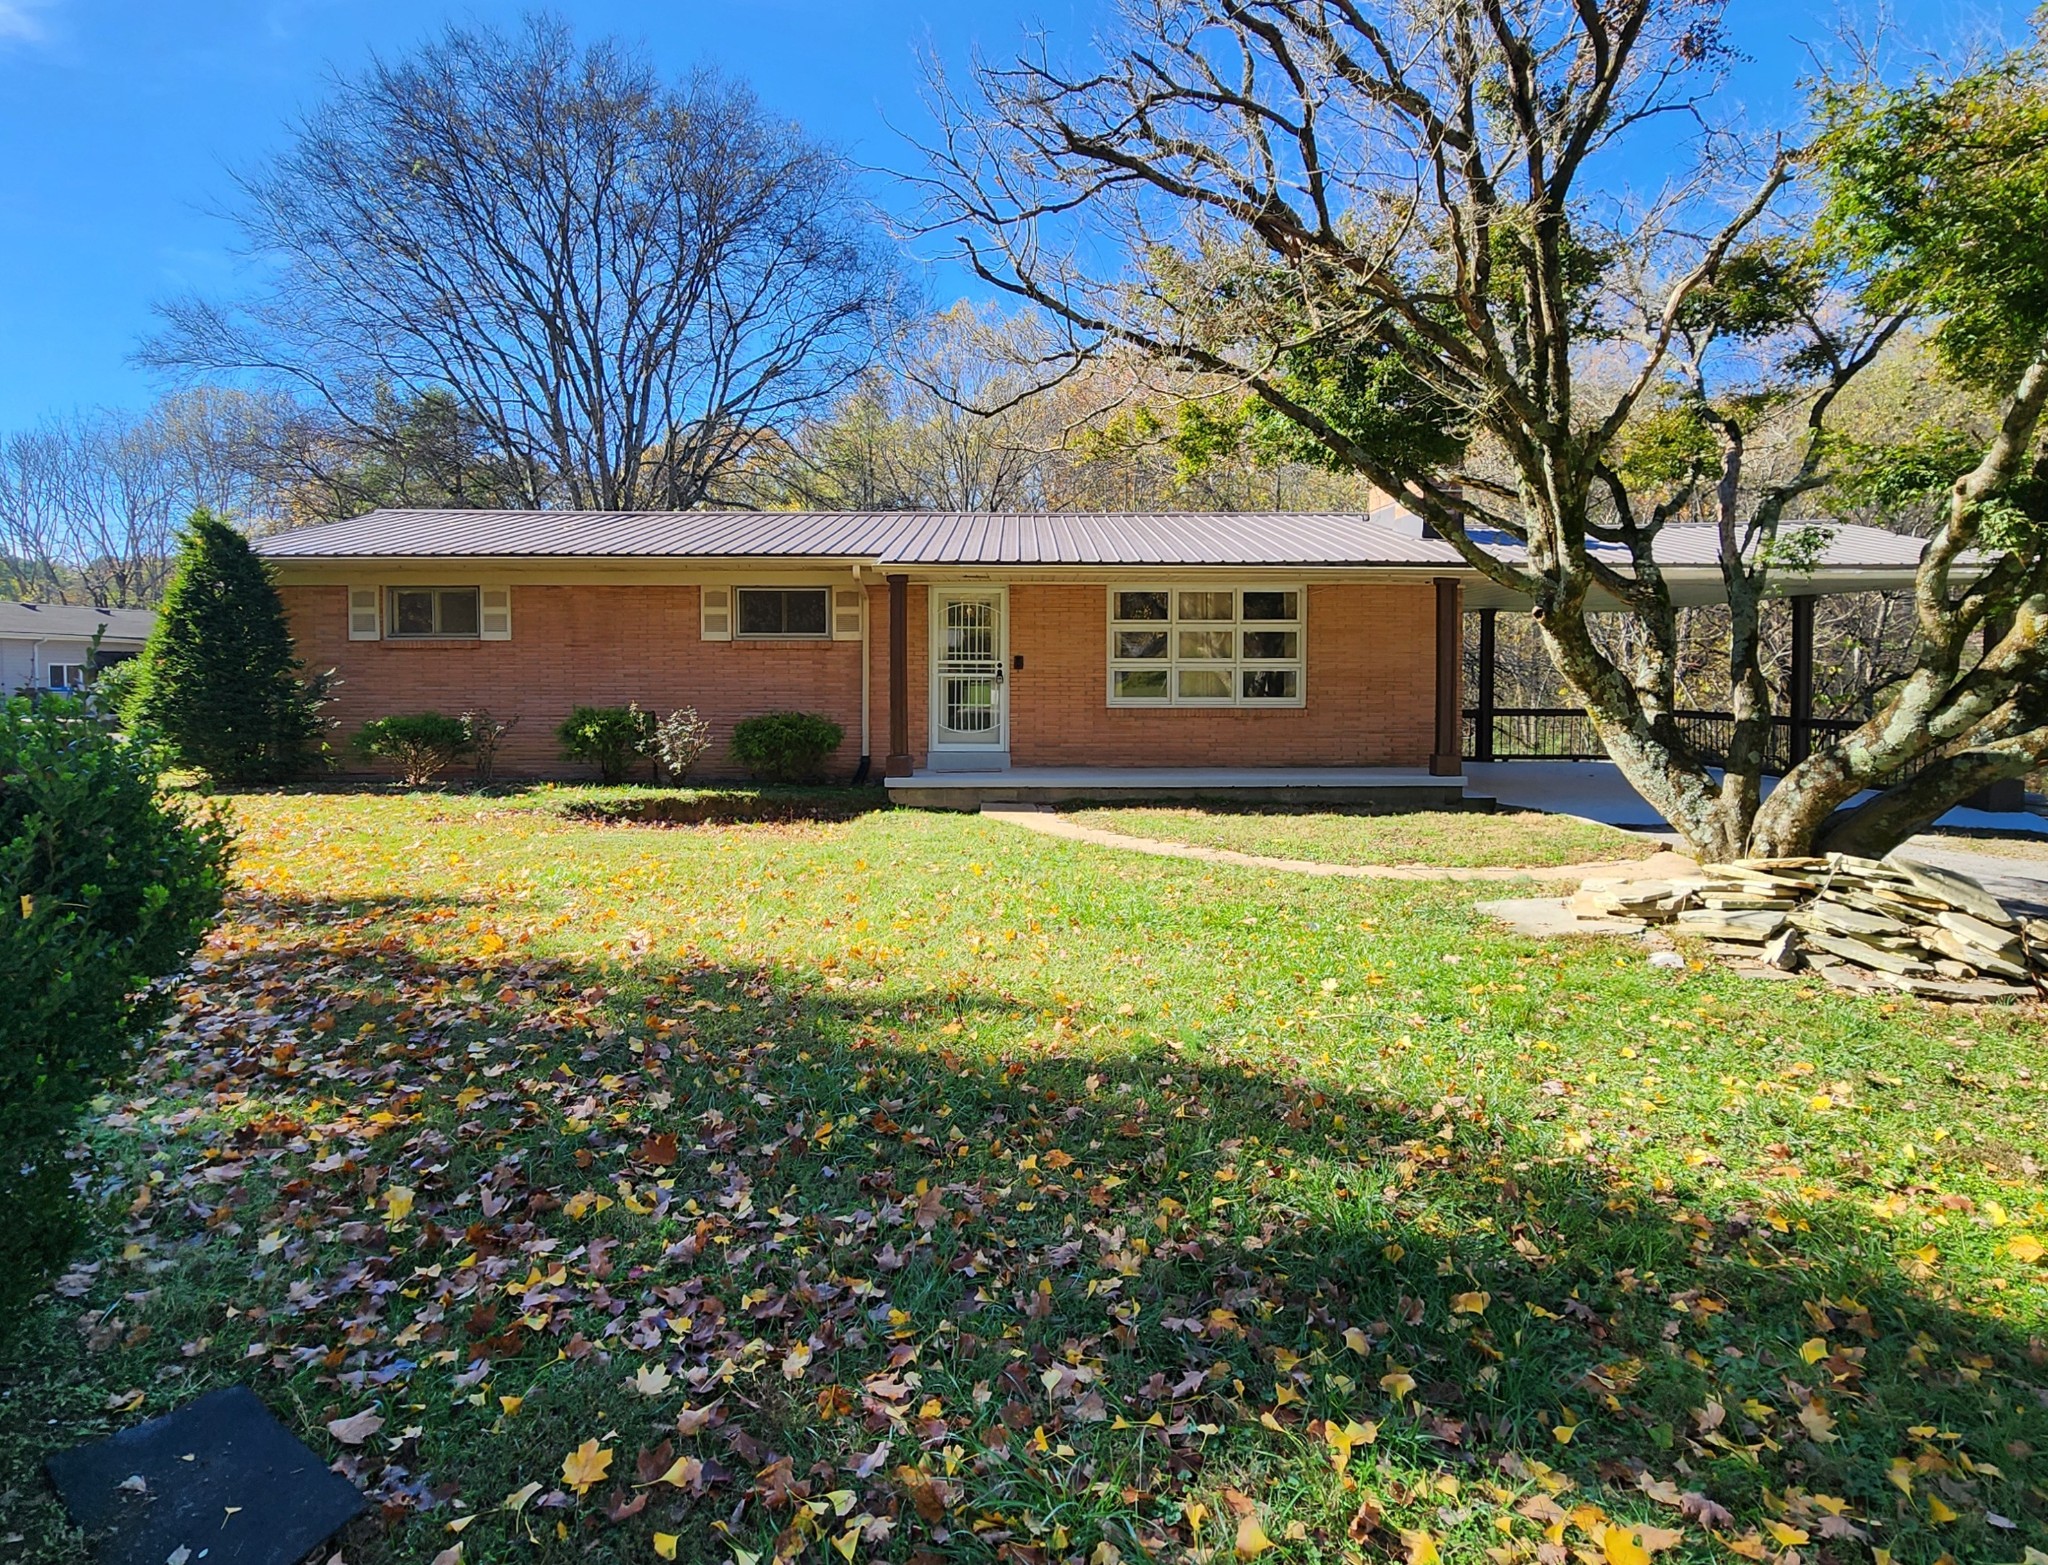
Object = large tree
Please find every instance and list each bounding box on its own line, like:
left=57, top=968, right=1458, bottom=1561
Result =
left=921, top=1, right=2048, bottom=860
left=147, top=13, right=900, bottom=512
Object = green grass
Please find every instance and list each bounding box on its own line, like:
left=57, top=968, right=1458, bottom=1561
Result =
left=3, top=792, right=2045, bottom=1565
left=1059, top=804, right=1656, bottom=869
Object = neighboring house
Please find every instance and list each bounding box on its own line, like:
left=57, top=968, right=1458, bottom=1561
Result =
left=254, top=504, right=1929, bottom=801
left=0, top=602, right=155, bottom=695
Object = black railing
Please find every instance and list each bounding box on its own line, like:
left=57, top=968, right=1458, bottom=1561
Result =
left=1463, top=707, right=1864, bottom=774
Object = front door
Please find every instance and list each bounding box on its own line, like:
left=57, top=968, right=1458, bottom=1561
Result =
left=930, top=587, right=1007, bottom=763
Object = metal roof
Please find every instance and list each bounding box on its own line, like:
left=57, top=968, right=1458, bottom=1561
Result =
left=254, top=507, right=1931, bottom=577
left=0, top=602, right=156, bottom=643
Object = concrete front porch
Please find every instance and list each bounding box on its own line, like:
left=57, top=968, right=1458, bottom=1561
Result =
left=883, top=765, right=1481, bottom=811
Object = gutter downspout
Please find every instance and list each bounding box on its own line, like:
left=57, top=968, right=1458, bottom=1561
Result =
left=29, top=637, right=46, bottom=694
left=853, top=564, right=872, bottom=784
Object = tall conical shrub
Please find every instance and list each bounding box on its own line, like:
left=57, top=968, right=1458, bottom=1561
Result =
left=128, top=510, right=329, bottom=783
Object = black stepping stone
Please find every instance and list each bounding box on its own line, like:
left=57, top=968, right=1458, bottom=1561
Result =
left=45, top=1385, right=366, bottom=1565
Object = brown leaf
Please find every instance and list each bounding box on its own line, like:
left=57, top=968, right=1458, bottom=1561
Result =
left=326, top=1409, right=384, bottom=1446
left=1348, top=1496, right=1386, bottom=1542
left=637, top=1132, right=678, bottom=1166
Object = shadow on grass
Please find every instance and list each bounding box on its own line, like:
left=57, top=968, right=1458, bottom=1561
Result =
left=5, top=894, right=2041, bottom=1564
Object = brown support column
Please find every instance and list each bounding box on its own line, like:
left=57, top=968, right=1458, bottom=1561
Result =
left=885, top=574, right=914, bottom=778
left=1788, top=594, right=1815, bottom=769
left=1430, top=576, right=1464, bottom=776
left=1474, top=608, right=1497, bottom=764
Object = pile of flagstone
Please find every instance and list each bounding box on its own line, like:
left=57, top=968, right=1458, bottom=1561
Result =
left=1571, top=854, right=2045, bottom=1001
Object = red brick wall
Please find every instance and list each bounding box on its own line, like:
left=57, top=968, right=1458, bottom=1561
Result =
left=281, top=577, right=1438, bottom=779
left=282, top=584, right=872, bottom=781
left=1005, top=583, right=1437, bottom=768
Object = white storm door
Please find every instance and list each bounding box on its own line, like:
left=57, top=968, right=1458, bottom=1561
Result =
left=931, top=588, right=1007, bottom=753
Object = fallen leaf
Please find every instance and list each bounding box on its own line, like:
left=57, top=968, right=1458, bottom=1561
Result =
left=384, top=1185, right=415, bottom=1225
left=1927, top=1497, right=1959, bottom=1525
left=1450, top=1291, right=1490, bottom=1314
left=503, top=1481, right=543, bottom=1511
left=634, top=1363, right=673, bottom=1396
left=1235, top=1513, right=1273, bottom=1558
left=561, top=1438, right=613, bottom=1496
left=2008, top=1234, right=2044, bottom=1264
left=654, top=1535, right=678, bottom=1561
left=325, top=1409, right=383, bottom=1446
left=1603, top=1526, right=1648, bottom=1565
left=1402, top=1528, right=1441, bottom=1565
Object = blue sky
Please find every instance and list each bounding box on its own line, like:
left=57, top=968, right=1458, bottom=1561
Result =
left=0, top=0, right=2026, bottom=429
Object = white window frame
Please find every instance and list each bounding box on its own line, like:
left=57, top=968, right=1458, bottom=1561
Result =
left=47, top=663, right=89, bottom=690
left=1105, top=584, right=1306, bottom=708
left=734, top=586, right=832, bottom=641
left=385, top=585, right=483, bottom=640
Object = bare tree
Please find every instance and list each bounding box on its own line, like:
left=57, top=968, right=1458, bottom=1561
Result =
left=145, top=13, right=900, bottom=513
left=918, top=1, right=2048, bottom=860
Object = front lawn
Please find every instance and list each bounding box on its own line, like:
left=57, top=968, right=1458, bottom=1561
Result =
left=3, top=791, right=2043, bottom=1565
left=1058, top=804, right=1655, bottom=869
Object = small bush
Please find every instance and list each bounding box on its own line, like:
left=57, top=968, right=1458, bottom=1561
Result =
left=557, top=703, right=657, bottom=784
left=461, top=709, right=519, bottom=784
left=354, top=713, right=473, bottom=786
left=729, top=710, right=845, bottom=783
left=653, top=707, right=713, bottom=783
left=1, top=697, right=231, bottom=1285
left=85, top=657, right=141, bottom=721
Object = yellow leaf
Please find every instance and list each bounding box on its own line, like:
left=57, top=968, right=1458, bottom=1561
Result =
left=831, top=1528, right=860, bottom=1562
left=782, top=1343, right=813, bottom=1379
left=1402, top=1528, right=1441, bottom=1565
left=1451, top=1291, right=1491, bottom=1314
left=2008, top=1234, right=2045, bottom=1264
left=498, top=1395, right=522, bottom=1417
left=635, top=1363, right=673, bottom=1396
left=1343, top=1326, right=1370, bottom=1355
left=654, top=1536, right=678, bottom=1561
left=1603, top=1526, right=1649, bottom=1565
left=385, top=1185, right=415, bottom=1225
left=1927, top=1497, right=1958, bottom=1524
left=651, top=1456, right=702, bottom=1489
left=479, top=931, right=507, bottom=955
left=1380, top=1370, right=1416, bottom=1400
left=502, top=1481, right=542, bottom=1512
left=1763, top=1521, right=1809, bottom=1547
left=1799, top=1337, right=1828, bottom=1364
left=560, top=1438, right=613, bottom=1496
left=1235, top=1513, right=1273, bottom=1558
left=1552, top=1418, right=1578, bottom=1445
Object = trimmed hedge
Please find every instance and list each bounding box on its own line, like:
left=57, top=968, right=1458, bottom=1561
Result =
left=729, top=711, right=845, bottom=784
left=355, top=713, right=473, bottom=786
left=1, top=698, right=231, bottom=1286
left=557, top=704, right=658, bottom=784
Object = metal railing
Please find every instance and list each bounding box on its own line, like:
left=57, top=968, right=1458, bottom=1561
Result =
left=1463, top=707, right=1864, bottom=774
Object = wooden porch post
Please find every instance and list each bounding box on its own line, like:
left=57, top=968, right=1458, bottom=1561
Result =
left=1474, top=608, right=1496, bottom=764
left=885, top=574, right=914, bottom=779
left=1788, top=594, right=1815, bottom=768
left=1430, top=577, right=1463, bottom=776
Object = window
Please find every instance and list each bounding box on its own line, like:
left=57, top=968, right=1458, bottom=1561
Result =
left=47, top=663, right=88, bottom=689
left=386, top=587, right=481, bottom=638
left=736, top=587, right=830, bottom=639
left=1108, top=586, right=1303, bottom=706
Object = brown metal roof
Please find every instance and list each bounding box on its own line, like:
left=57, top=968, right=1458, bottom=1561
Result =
left=254, top=507, right=1931, bottom=575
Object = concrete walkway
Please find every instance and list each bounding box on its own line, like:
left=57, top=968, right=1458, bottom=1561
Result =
left=980, top=803, right=1687, bottom=884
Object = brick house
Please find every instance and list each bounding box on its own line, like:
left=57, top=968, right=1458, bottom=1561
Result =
left=255, top=506, right=1928, bottom=804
